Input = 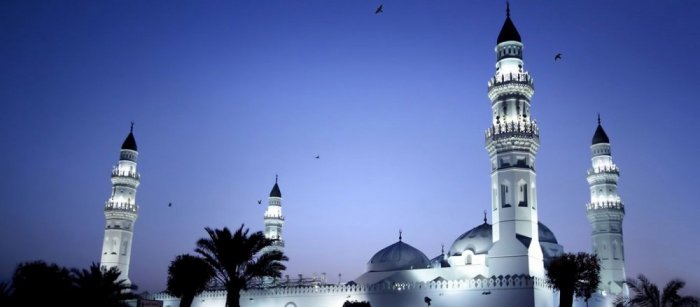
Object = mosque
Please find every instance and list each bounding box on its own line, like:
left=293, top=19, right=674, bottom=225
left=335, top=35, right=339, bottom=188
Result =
left=101, top=6, right=628, bottom=307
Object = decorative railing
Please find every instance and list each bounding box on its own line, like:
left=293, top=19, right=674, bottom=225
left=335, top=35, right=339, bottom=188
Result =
left=244, top=274, right=546, bottom=297
left=587, top=165, right=619, bottom=176
left=111, top=169, right=140, bottom=180
left=104, top=201, right=137, bottom=212
left=485, top=120, right=539, bottom=141
left=586, top=201, right=624, bottom=211
left=488, top=73, right=534, bottom=89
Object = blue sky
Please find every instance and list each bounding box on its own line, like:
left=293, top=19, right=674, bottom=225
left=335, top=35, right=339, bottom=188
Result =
left=1, top=0, right=699, bottom=295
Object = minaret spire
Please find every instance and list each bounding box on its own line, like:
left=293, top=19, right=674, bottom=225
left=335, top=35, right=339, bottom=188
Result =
left=598, top=113, right=601, bottom=125
left=130, top=121, right=134, bottom=133
left=100, top=126, right=141, bottom=286
left=506, top=1, right=510, bottom=17
left=399, top=229, right=403, bottom=241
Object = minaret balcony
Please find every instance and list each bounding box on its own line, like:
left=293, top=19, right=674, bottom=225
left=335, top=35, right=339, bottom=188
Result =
left=111, top=169, right=140, bottom=180
left=586, top=201, right=624, bottom=212
left=104, top=201, right=138, bottom=212
left=488, top=73, right=534, bottom=100
left=587, top=165, right=619, bottom=176
left=485, top=120, right=539, bottom=142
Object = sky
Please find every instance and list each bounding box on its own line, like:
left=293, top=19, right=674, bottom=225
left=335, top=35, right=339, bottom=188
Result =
left=1, top=0, right=699, bottom=296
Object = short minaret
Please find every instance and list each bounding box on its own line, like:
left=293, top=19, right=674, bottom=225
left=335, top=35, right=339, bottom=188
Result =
left=485, top=4, right=544, bottom=278
left=263, top=175, right=285, bottom=254
left=100, top=124, right=140, bottom=285
left=586, top=116, right=627, bottom=295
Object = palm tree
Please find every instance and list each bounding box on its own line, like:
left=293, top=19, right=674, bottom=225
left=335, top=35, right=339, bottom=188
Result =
left=0, top=281, right=12, bottom=307
left=618, top=274, right=699, bottom=307
left=195, top=225, right=288, bottom=307
left=546, top=252, right=601, bottom=307
left=71, top=263, right=136, bottom=307
left=167, top=254, right=214, bottom=307
left=11, top=261, right=74, bottom=306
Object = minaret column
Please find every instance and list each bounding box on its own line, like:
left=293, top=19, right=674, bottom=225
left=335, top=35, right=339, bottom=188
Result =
left=485, top=5, right=544, bottom=278
left=586, top=116, right=627, bottom=295
left=100, top=124, right=140, bottom=285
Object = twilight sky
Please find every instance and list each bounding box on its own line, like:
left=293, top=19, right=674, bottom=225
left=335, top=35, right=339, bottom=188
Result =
left=1, top=0, right=699, bottom=295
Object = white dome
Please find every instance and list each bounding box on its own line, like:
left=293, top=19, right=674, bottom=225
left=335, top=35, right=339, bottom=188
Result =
left=367, top=241, right=430, bottom=272
left=449, top=222, right=561, bottom=263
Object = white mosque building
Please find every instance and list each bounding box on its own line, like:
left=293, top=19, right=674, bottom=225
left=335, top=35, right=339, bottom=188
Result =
left=101, top=6, right=628, bottom=307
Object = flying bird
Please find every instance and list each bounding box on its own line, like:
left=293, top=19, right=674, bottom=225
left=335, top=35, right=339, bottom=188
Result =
left=257, top=200, right=262, bottom=205
left=424, top=296, right=432, bottom=306
left=375, top=4, right=383, bottom=15
left=168, top=202, right=172, bottom=207
left=315, top=155, right=320, bottom=159
left=554, top=53, right=562, bottom=61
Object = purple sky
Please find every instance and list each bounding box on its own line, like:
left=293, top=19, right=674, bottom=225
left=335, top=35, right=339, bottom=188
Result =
left=2, top=0, right=699, bottom=296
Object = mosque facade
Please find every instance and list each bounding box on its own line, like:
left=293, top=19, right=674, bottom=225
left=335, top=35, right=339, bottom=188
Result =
left=103, top=7, right=628, bottom=307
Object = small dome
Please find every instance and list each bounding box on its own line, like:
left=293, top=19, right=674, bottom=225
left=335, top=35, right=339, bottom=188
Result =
left=367, top=241, right=430, bottom=272
left=449, top=222, right=492, bottom=256
left=121, top=131, right=137, bottom=151
left=592, top=124, right=610, bottom=145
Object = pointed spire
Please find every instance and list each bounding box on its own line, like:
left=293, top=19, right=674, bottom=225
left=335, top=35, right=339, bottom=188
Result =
left=484, top=210, right=488, bottom=224
left=121, top=122, right=138, bottom=151
left=497, top=2, right=521, bottom=44
left=269, top=175, right=282, bottom=198
left=399, top=229, right=403, bottom=241
left=441, top=243, right=445, bottom=255
left=592, top=114, right=610, bottom=145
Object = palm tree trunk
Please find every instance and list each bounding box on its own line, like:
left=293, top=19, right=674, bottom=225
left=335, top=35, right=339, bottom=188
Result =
left=226, top=286, right=241, bottom=307
left=560, top=288, right=574, bottom=307
left=180, top=295, right=194, bottom=307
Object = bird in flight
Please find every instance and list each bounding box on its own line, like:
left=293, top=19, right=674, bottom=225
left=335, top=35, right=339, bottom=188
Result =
left=554, top=53, right=562, bottom=61
left=257, top=200, right=262, bottom=205
left=375, top=4, right=383, bottom=15
left=168, top=202, right=172, bottom=207
left=315, top=155, right=320, bottom=159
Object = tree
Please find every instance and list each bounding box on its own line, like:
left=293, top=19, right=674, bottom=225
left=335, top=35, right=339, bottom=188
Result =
left=343, top=301, right=371, bottom=307
left=71, top=263, right=136, bottom=307
left=11, top=261, right=74, bottom=306
left=0, top=281, right=12, bottom=307
left=546, top=252, right=601, bottom=307
left=167, top=254, right=214, bottom=307
left=616, top=274, right=699, bottom=307
left=195, top=225, right=288, bottom=307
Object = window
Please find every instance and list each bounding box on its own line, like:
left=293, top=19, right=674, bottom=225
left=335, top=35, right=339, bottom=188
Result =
left=519, top=184, right=528, bottom=207
left=501, top=185, right=511, bottom=208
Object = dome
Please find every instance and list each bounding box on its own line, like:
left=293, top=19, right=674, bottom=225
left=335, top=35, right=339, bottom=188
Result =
left=449, top=222, right=493, bottom=256
left=121, top=131, right=137, bottom=151
left=449, top=221, right=559, bottom=256
left=538, top=222, right=558, bottom=244
left=367, top=241, right=430, bottom=272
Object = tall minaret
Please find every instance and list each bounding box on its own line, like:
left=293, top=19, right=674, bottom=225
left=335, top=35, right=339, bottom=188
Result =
left=586, top=116, right=626, bottom=295
left=485, top=4, right=544, bottom=277
left=100, top=124, right=140, bottom=285
left=263, top=175, right=285, bottom=254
